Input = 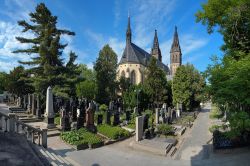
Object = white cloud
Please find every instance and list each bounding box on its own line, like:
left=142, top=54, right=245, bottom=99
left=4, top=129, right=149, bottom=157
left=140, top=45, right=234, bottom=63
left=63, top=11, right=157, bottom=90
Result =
left=161, top=39, right=172, bottom=65
left=85, top=30, right=125, bottom=61
left=2, top=0, right=35, bottom=21
left=114, top=0, right=122, bottom=28
left=0, top=61, right=19, bottom=73
left=0, top=21, right=35, bottom=69
left=181, top=34, right=208, bottom=55
left=131, top=0, right=177, bottom=48
left=86, top=62, right=94, bottom=69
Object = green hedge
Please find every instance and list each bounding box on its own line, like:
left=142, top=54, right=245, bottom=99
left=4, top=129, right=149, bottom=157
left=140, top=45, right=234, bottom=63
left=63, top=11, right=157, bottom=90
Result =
left=60, top=128, right=103, bottom=145
left=97, top=124, right=130, bottom=140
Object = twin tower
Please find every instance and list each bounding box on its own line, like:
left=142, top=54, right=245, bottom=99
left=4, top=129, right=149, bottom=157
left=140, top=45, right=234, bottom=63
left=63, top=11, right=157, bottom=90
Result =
left=118, top=16, right=182, bottom=84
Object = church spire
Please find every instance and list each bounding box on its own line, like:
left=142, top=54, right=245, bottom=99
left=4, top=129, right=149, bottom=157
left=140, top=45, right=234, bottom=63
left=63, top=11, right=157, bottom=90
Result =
left=151, top=29, right=162, bottom=62
left=126, top=15, right=131, bottom=44
left=170, top=26, right=182, bottom=76
left=170, top=26, right=181, bottom=53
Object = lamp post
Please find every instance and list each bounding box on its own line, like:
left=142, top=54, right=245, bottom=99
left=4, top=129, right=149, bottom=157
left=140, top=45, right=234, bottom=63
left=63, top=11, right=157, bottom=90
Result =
left=134, top=89, right=141, bottom=113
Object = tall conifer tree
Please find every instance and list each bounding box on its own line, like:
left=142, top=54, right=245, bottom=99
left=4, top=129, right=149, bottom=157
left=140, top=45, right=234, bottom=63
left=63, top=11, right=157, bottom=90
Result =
left=13, top=3, right=75, bottom=98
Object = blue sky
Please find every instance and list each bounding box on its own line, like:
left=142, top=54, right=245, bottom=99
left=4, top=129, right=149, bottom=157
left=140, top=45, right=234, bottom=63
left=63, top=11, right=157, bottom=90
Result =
left=0, top=0, right=224, bottom=73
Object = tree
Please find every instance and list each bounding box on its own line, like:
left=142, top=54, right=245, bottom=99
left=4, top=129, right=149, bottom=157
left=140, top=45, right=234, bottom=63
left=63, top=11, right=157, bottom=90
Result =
left=76, top=64, right=96, bottom=100
left=94, top=44, right=118, bottom=104
left=196, top=0, right=250, bottom=59
left=13, top=3, right=75, bottom=98
left=196, top=0, right=250, bottom=137
left=144, top=57, right=168, bottom=107
left=0, top=72, right=8, bottom=94
left=173, top=64, right=205, bottom=110
left=118, top=76, right=131, bottom=94
left=76, top=80, right=96, bottom=100
left=5, top=66, right=34, bottom=96
left=122, top=84, right=150, bottom=110
left=77, top=64, right=96, bottom=82
left=53, top=51, right=81, bottom=98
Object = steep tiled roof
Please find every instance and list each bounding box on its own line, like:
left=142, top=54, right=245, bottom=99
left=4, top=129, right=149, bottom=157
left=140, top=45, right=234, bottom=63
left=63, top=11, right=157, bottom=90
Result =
left=119, top=42, right=169, bottom=73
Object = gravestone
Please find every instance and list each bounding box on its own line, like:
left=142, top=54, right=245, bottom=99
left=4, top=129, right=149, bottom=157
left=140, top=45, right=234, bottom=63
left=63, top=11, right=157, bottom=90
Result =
left=113, top=112, right=120, bottom=126
left=32, top=94, right=36, bottom=116
left=23, top=95, right=27, bottom=109
left=159, top=108, right=165, bottom=123
left=133, top=107, right=138, bottom=114
left=27, top=94, right=32, bottom=113
left=105, top=110, right=111, bottom=125
left=97, top=114, right=103, bottom=125
left=61, top=106, right=71, bottom=131
left=143, top=114, right=149, bottom=131
left=44, top=87, right=55, bottom=128
left=95, top=103, right=99, bottom=112
left=176, top=103, right=180, bottom=118
left=76, top=107, right=84, bottom=129
left=167, top=107, right=172, bottom=123
left=109, top=101, right=114, bottom=111
left=36, top=95, right=41, bottom=118
left=71, top=99, right=77, bottom=122
left=155, top=108, right=159, bottom=124
left=86, top=102, right=95, bottom=131
left=136, top=116, right=143, bottom=142
left=125, top=111, right=130, bottom=121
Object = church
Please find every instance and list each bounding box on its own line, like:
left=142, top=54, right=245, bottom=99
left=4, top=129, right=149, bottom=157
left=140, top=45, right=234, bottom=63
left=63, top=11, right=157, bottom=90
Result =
left=117, top=16, right=182, bottom=84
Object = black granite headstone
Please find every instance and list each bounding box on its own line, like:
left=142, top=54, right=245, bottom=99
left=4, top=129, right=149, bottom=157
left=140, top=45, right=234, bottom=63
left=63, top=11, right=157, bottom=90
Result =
left=113, top=112, right=120, bottom=126
left=97, top=114, right=103, bottom=125
left=105, top=110, right=111, bottom=125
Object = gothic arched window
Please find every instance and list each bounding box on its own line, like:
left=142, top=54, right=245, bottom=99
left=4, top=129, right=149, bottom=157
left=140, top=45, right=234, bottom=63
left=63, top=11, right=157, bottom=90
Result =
left=130, top=70, right=136, bottom=85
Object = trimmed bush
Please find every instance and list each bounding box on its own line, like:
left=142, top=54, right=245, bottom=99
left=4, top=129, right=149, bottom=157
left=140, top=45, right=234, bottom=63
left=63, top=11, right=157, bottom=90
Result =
left=97, top=124, right=130, bottom=140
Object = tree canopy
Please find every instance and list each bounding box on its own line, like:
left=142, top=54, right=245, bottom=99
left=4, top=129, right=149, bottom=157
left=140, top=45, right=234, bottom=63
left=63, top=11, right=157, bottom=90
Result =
left=94, top=44, right=118, bottom=104
left=173, top=64, right=205, bottom=110
left=196, top=0, right=250, bottom=136
left=144, top=57, right=168, bottom=107
left=13, top=3, right=78, bottom=98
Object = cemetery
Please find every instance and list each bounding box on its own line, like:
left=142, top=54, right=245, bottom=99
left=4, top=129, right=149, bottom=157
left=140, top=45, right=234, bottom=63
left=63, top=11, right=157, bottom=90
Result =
left=1, top=85, right=200, bottom=156
left=0, top=0, right=249, bottom=165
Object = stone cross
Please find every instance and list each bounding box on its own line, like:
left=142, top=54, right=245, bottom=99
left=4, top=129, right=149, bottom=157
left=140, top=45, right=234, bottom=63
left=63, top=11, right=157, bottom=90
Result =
left=44, top=86, right=55, bottom=128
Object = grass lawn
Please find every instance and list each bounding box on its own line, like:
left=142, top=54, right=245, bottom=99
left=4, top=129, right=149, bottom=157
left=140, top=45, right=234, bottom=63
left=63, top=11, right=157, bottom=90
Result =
left=97, top=124, right=130, bottom=140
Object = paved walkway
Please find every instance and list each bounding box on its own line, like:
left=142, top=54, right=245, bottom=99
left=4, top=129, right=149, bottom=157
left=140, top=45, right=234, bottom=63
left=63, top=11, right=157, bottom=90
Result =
left=175, top=103, right=212, bottom=160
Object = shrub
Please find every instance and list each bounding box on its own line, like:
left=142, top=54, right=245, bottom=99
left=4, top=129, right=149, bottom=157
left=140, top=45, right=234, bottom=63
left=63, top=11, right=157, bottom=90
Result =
left=209, top=125, right=221, bottom=133
left=157, top=124, right=174, bottom=136
left=209, top=104, right=223, bottom=119
left=97, top=124, right=130, bottom=140
left=99, top=104, right=108, bottom=112
left=60, top=128, right=103, bottom=145
left=126, top=123, right=135, bottom=129
left=55, top=116, right=60, bottom=126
